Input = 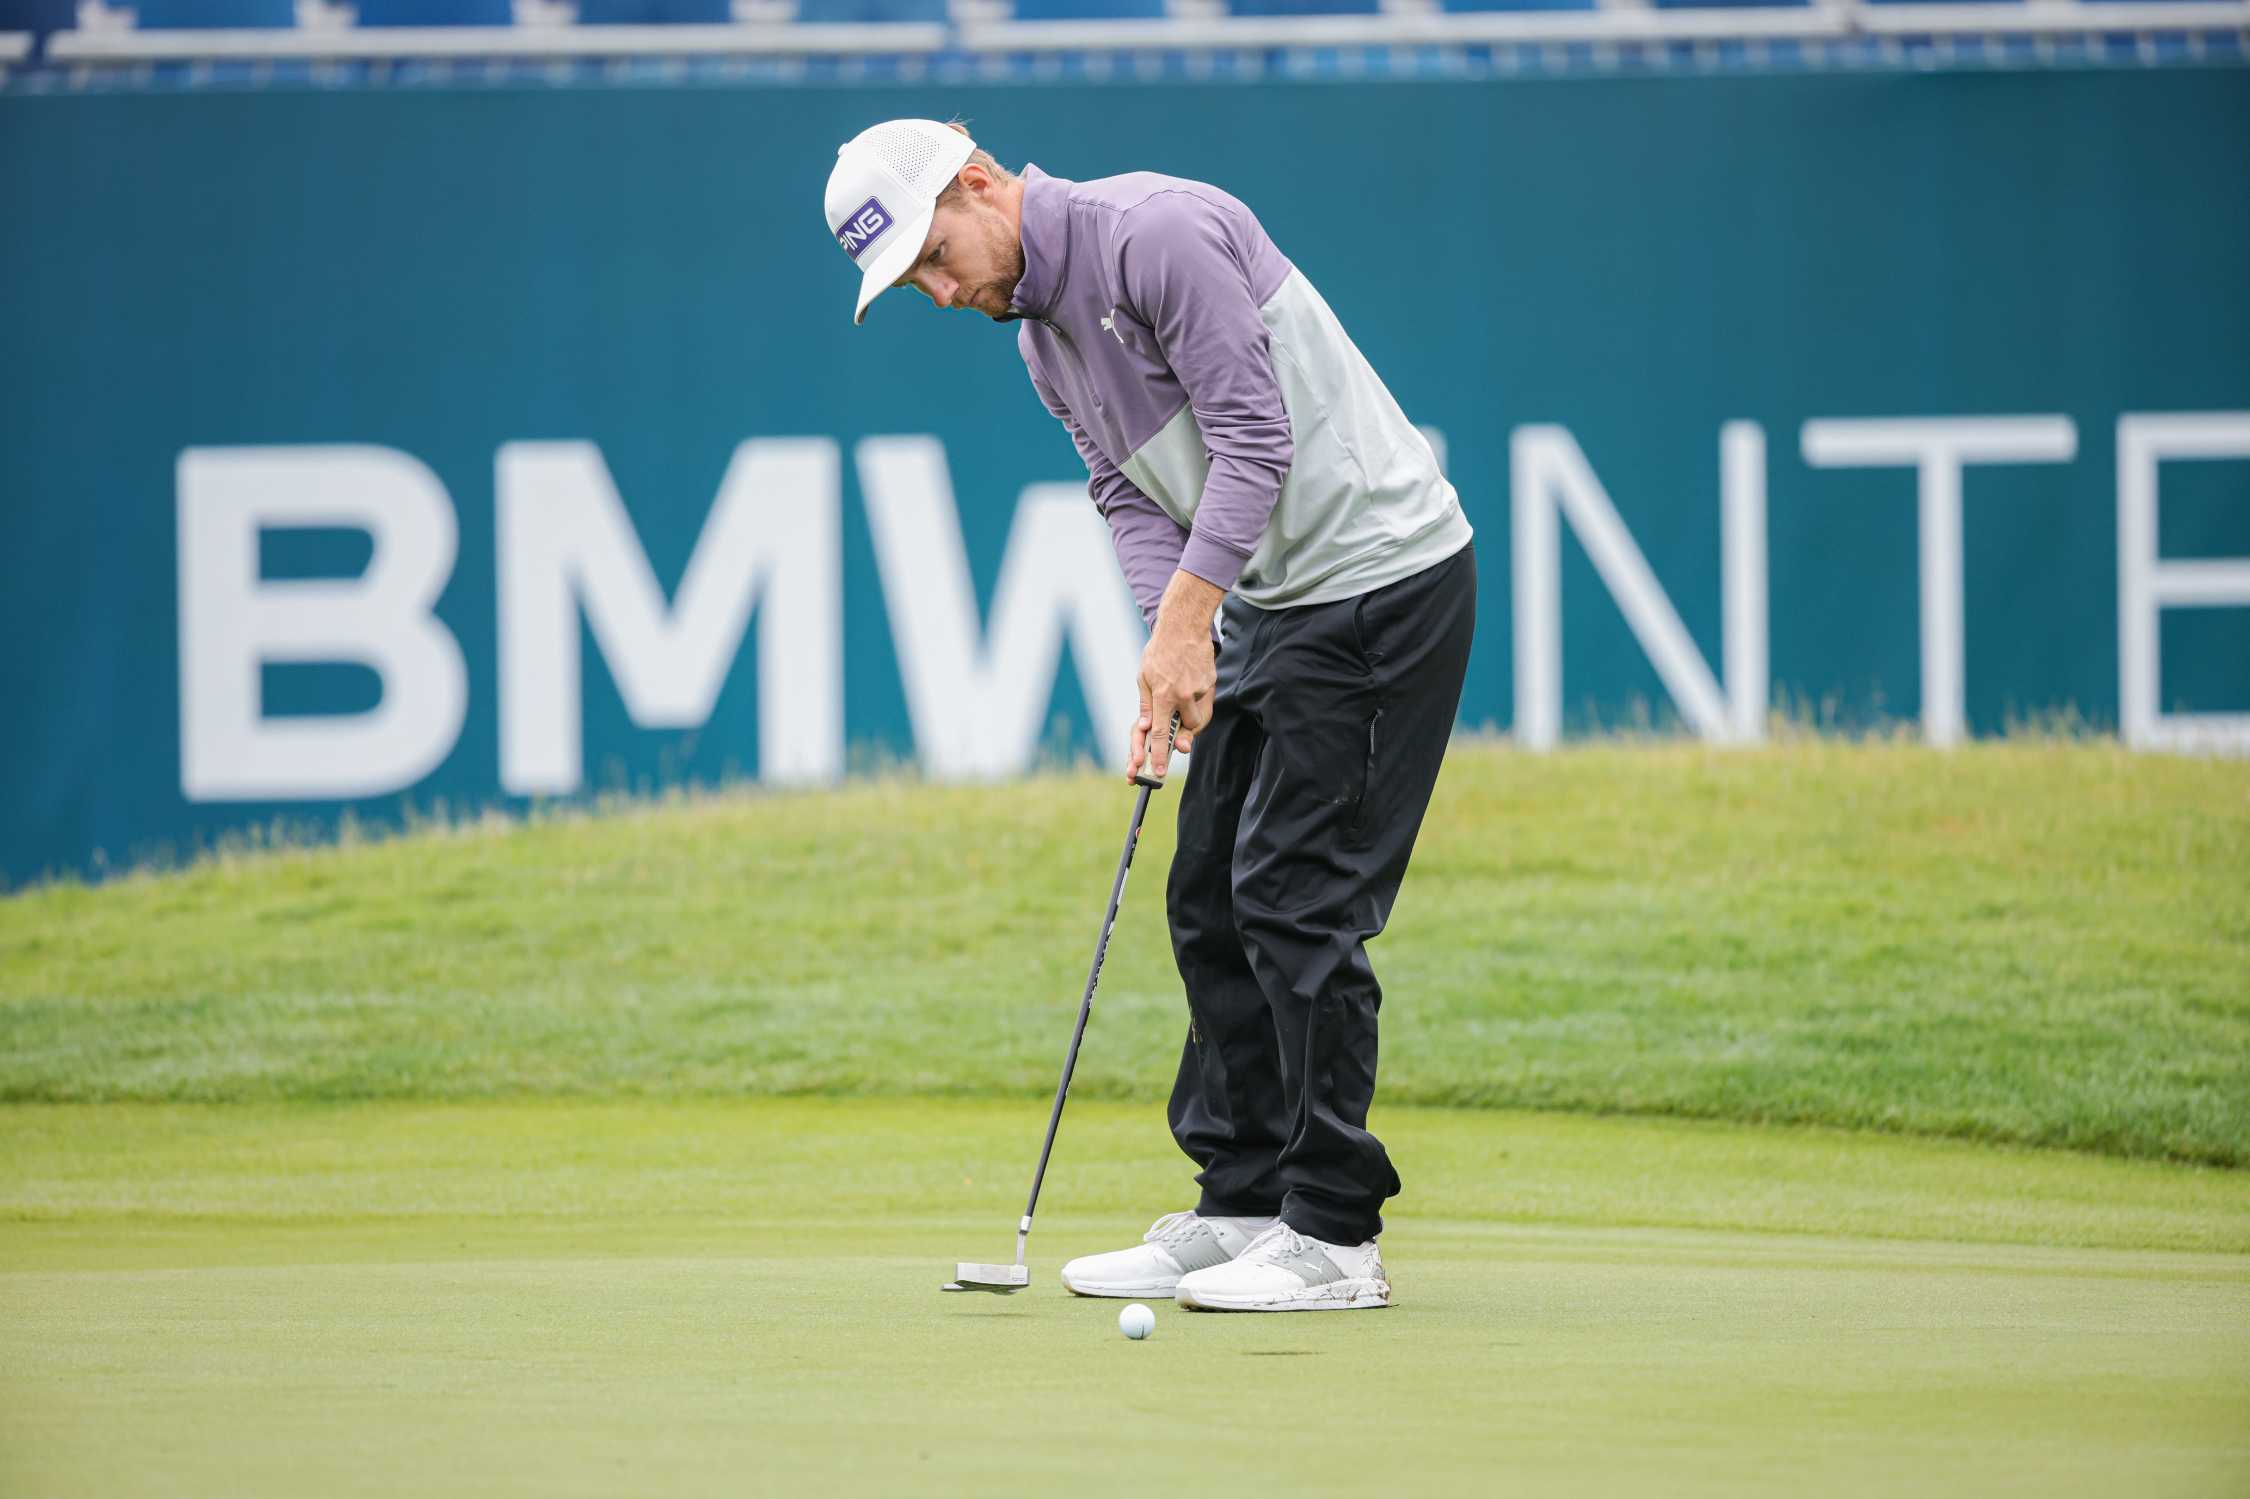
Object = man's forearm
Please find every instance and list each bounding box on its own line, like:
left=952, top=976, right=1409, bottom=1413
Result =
left=1155, top=568, right=1226, bottom=641
left=1132, top=567, right=1226, bottom=777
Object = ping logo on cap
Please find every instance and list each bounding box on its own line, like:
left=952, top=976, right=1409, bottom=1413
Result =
left=837, top=197, right=894, bottom=263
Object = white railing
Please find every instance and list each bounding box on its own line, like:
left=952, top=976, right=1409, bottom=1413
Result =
left=45, top=20, right=949, bottom=62
left=0, top=31, right=32, bottom=65
left=969, top=8, right=1845, bottom=47
left=31, top=0, right=2250, bottom=66
left=966, top=0, right=2247, bottom=46
left=1851, top=0, right=2244, bottom=32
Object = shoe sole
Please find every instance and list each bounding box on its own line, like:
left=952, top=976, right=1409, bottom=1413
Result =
left=1175, top=1278, right=1392, bottom=1312
left=1062, top=1276, right=1183, bottom=1299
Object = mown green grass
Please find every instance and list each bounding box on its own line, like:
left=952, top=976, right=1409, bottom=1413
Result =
left=7, top=1098, right=2250, bottom=1255
left=4, top=1100, right=2248, bottom=1499
left=4, top=740, right=2246, bottom=1162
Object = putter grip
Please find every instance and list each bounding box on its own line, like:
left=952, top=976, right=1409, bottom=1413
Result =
left=1132, top=713, right=1182, bottom=790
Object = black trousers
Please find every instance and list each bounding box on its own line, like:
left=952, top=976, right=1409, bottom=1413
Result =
left=1164, top=539, right=1477, bottom=1246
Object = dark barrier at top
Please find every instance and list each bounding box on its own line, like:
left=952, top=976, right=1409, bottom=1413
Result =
left=2, top=70, right=2247, bottom=886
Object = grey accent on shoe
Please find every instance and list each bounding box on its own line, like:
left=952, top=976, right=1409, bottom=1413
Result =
left=1152, top=1218, right=1236, bottom=1274
left=1272, top=1240, right=1347, bottom=1287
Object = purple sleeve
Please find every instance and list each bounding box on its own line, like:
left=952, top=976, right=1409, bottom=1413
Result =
left=1027, top=357, right=1185, bottom=632
left=1114, top=191, right=1294, bottom=593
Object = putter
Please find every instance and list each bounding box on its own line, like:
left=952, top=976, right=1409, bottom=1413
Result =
left=943, top=715, right=1181, bottom=1294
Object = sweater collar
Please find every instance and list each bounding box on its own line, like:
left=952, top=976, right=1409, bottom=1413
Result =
left=1005, top=162, right=1070, bottom=324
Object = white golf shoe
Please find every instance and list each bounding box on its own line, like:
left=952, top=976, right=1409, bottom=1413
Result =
left=1173, top=1223, right=1391, bottom=1311
left=1059, top=1211, right=1278, bottom=1298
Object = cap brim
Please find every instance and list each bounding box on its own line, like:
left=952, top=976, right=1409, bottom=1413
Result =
left=852, top=201, right=935, bottom=327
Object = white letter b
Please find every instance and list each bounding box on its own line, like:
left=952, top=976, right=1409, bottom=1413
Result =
left=177, top=445, right=467, bottom=801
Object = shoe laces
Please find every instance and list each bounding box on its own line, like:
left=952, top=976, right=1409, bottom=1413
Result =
left=1142, top=1211, right=1206, bottom=1247
left=1236, top=1223, right=1312, bottom=1266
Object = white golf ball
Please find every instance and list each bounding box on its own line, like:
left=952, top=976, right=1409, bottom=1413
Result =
left=1118, top=1303, right=1155, bottom=1340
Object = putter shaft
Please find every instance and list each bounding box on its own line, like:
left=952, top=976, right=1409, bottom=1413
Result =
left=1019, top=780, right=1155, bottom=1247
left=945, top=716, right=1177, bottom=1294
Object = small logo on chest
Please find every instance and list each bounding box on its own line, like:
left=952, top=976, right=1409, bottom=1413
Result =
left=1099, top=309, right=1127, bottom=346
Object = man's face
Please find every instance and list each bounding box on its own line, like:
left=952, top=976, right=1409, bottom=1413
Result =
left=892, top=187, right=1025, bottom=321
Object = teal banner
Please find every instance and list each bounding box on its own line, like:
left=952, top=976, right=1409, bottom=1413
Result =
left=3, top=70, right=2247, bottom=885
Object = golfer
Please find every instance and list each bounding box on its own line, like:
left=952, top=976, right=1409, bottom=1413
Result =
left=826, top=119, right=1476, bottom=1312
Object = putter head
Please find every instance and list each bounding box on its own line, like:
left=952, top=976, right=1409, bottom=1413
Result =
left=940, top=1262, right=1030, bottom=1294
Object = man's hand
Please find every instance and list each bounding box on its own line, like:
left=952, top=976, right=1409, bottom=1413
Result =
left=1129, top=569, right=1225, bottom=783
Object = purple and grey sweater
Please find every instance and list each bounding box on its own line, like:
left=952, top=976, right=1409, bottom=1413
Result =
left=1008, top=162, right=1471, bottom=630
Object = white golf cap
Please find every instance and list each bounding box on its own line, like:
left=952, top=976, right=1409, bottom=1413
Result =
left=826, top=119, right=978, bottom=326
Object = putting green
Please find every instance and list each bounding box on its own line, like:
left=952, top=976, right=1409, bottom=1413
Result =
left=3, top=1099, right=2246, bottom=1496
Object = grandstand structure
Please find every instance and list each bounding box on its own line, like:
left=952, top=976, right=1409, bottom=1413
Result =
left=1, top=0, right=2244, bottom=86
